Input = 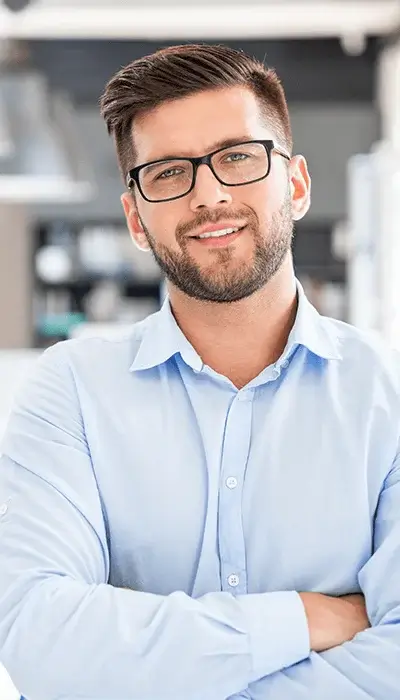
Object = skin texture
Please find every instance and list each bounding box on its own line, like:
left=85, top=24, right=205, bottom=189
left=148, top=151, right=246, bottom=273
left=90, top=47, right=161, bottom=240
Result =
left=299, top=593, right=370, bottom=651
left=120, top=85, right=370, bottom=648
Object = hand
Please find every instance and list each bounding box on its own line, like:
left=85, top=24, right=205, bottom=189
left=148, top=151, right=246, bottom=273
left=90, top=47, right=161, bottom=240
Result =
left=299, top=592, right=370, bottom=652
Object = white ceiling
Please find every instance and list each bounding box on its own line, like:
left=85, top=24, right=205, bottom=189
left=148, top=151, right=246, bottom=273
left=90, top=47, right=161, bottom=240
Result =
left=0, top=0, right=398, bottom=39
left=28, top=0, right=392, bottom=5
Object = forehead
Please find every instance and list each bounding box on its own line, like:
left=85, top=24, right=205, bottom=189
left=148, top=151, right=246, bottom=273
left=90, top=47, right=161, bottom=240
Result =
left=132, top=86, right=275, bottom=163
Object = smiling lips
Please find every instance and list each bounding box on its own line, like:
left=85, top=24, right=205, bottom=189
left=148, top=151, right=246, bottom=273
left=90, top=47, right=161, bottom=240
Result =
left=189, top=222, right=246, bottom=240
left=189, top=226, right=246, bottom=248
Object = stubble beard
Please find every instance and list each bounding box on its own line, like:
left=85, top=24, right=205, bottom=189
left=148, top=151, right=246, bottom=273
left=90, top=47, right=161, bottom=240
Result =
left=139, top=196, right=294, bottom=304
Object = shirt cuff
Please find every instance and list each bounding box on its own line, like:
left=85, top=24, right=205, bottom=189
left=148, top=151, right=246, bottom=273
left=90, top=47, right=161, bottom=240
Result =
left=238, top=590, right=311, bottom=682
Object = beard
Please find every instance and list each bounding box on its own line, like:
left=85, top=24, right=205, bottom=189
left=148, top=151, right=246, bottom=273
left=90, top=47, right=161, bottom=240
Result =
left=139, top=194, right=294, bottom=304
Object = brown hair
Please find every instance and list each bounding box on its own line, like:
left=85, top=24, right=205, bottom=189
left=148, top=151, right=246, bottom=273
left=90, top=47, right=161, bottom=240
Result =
left=100, top=43, right=292, bottom=182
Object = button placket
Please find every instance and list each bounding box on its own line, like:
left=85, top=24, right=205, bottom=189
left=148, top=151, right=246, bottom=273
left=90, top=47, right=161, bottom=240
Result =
left=218, top=394, right=253, bottom=595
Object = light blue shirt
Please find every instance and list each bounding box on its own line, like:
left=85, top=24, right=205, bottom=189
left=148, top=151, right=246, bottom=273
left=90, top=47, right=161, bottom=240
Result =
left=0, top=282, right=400, bottom=700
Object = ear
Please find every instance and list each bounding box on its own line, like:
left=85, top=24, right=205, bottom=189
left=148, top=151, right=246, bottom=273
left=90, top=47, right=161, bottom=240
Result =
left=288, top=155, right=311, bottom=222
left=121, top=192, right=151, bottom=252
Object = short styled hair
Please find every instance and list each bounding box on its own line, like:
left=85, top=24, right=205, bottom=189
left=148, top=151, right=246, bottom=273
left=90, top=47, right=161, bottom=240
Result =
left=100, top=43, right=292, bottom=181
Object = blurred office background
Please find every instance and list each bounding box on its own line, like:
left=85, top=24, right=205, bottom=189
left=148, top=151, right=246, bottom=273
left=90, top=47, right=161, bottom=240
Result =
left=1, top=1, right=400, bottom=694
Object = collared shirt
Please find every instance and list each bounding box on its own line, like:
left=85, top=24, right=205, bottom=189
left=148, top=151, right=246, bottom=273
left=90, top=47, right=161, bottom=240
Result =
left=0, top=282, right=399, bottom=700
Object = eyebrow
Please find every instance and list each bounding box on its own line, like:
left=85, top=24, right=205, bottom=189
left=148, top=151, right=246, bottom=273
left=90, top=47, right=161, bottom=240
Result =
left=143, top=135, right=260, bottom=165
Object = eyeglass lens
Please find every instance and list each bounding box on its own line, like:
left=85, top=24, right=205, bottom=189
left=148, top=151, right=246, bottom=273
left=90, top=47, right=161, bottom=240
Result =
left=139, top=142, right=270, bottom=201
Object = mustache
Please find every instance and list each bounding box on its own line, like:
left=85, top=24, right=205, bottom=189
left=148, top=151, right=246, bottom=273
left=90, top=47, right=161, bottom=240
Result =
left=176, top=207, right=259, bottom=241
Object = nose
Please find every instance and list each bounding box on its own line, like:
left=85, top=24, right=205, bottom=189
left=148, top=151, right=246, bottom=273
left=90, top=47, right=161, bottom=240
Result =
left=189, top=163, right=233, bottom=211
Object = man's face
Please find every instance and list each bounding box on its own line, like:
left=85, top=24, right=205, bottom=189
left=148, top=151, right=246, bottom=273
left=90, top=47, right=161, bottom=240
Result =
left=122, top=86, right=311, bottom=303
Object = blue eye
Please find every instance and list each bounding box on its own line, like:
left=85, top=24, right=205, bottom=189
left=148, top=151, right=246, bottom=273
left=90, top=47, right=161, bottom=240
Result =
left=157, top=167, right=183, bottom=180
left=224, top=153, right=249, bottom=162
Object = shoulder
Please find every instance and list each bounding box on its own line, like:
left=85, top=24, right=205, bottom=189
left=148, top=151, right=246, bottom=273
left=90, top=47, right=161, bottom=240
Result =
left=39, top=316, right=151, bottom=376
left=13, top=317, right=153, bottom=413
left=321, top=314, right=400, bottom=391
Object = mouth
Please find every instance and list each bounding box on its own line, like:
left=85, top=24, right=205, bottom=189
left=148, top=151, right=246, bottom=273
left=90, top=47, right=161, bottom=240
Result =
left=189, top=225, right=246, bottom=247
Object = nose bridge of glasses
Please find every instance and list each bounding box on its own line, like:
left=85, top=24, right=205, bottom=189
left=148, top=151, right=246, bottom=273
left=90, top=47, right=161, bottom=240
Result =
left=193, top=162, right=225, bottom=194
left=192, top=153, right=225, bottom=188
left=188, top=155, right=231, bottom=206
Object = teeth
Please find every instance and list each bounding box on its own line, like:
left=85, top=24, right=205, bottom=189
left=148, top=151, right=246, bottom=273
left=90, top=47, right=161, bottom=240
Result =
left=197, top=227, right=239, bottom=239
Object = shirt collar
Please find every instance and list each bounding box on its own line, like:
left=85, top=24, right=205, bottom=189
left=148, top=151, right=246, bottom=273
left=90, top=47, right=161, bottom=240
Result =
left=286, top=280, right=342, bottom=362
left=129, top=296, right=203, bottom=373
left=129, top=279, right=341, bottom=373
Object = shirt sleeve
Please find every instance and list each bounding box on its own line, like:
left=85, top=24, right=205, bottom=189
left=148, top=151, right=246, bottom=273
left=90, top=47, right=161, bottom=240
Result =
left=0, top=342, right=310, bottom=700
left=239, top=455, right=400, bottom=700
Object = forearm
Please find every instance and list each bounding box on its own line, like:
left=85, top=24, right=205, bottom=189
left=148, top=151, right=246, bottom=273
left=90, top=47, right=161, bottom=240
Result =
left=241, top=612, right=400, bottom=700
left=0, top=577, right=310, bottom=700
left=0, top=451, right=310, bottom=700
left=245, top=459, right=400, bottom=700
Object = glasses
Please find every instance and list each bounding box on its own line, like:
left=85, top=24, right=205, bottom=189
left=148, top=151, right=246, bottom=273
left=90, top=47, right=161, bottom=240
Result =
left=126, top=139, right=291, bottom=203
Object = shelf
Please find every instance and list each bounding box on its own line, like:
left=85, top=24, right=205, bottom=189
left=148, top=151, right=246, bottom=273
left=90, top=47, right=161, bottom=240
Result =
left=36, top=277, right=162, bottom=297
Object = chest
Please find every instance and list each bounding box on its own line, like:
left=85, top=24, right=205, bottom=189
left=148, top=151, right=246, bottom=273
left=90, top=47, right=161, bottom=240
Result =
left=84, top=365, right=394, bottom=595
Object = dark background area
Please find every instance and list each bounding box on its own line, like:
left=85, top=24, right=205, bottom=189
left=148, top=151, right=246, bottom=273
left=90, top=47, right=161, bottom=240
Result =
left=27, top=37, right=380, bottom=104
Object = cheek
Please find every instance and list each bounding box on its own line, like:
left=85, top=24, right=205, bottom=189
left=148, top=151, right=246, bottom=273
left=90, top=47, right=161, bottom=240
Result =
left=239, top=180, right=284, bottom=220
left=140, top=203, right=183, bottom=245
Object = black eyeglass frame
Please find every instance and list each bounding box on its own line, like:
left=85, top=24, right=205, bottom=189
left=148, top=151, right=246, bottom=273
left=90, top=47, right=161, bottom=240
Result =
left=126, top=139, right=291, bottom=203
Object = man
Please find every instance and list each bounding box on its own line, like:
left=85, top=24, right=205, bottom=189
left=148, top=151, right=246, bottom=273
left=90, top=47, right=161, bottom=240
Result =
left=0, top=43, right=399, bottom=700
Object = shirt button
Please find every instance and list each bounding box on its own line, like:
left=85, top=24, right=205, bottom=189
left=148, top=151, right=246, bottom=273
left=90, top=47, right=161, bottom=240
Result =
left=228, top=574, right=240, bottom=587
left=282, top=360, right=289, bottom=369
left=0, top=503, right=8, bottom=516
left=226, top=477, right=238, bottom=489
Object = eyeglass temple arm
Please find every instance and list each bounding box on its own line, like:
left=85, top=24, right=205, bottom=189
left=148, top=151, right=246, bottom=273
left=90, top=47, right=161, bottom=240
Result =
left=273, top=146, right=291, bottom=161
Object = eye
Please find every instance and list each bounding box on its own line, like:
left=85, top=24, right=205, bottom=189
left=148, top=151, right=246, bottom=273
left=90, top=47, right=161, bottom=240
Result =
left=224, top=152, right=250, bottom=163
left=156, top=167, right=184, bottom=180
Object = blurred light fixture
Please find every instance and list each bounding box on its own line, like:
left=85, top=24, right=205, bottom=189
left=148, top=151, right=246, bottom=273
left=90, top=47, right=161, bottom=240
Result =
left=0, top=96, right=13, bottom=158
left=0, top=71, right=95, bottom=203
left=2, top=0, right=34, bottom=12
left=340, top=33, right=367, bottom=56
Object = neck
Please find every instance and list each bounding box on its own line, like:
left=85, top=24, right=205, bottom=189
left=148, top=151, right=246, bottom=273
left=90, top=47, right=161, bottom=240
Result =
left=168, top=255, right=298, bottom=388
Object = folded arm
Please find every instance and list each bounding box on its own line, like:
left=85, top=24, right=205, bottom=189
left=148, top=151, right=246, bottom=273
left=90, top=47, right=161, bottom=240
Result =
left=0, top=343, right=310, bottom=700
left=241, top=456, right=400, bottom=700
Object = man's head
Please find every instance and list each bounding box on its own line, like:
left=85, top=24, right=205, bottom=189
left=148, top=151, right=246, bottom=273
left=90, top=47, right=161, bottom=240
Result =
left=100, top=44, right=311, bottom=303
